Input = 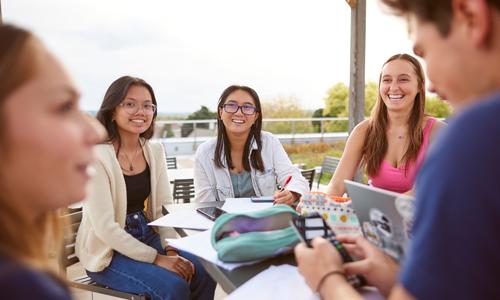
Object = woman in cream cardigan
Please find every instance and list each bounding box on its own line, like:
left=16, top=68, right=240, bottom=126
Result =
left=76, top=76, right=215, bottom=300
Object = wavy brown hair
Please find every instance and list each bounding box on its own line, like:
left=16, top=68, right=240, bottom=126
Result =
left=214, top=85, right=264, bottom=172
left=362, top=54, right=426, bottom=176
left=0, top=24, right=62, bottom=271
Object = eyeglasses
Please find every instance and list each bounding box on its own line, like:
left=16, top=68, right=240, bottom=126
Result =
left=119, top=100, right=156, bottom=115
left=222, top=103, right=258, bottom=115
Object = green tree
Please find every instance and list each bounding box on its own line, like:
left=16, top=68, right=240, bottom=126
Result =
left=364, top=81, right=378, bottom=116
left=181, top=105, right=217, bottom=137
left=425, top=95, right=451, bottom=118
left=323, top=83, right=348, bottom=117
left=162, top=124, right=175, bottom=138
left=311, top=108, right=324, bottom=132
left=323, top=83, right=349, bottom=132
left=322, top=81, right=378, bottom=132
left=261, top=96, right=312, bottom=134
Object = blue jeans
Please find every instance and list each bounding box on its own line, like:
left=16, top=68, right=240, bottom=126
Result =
left=87, top=211, right=216, bottom=300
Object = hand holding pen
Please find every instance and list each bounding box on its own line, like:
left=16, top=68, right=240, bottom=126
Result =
left=273, top=175, right=296, bottom=206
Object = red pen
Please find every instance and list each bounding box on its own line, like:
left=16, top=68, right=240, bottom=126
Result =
left=274, top=175, right=293, bottom=205
left=280, top=175, right=293, bottom=192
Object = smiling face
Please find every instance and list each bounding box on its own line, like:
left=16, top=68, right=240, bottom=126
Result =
left=1, top=43, right=103, bottom=216
left=219, top=89, right=259, bottom=136
left=113, top=85, right=154, bottom=137
left=379, top=59, right=421, bottom=114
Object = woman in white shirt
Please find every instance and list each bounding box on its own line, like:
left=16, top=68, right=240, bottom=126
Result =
left=194, top=85, right=309, bottom=204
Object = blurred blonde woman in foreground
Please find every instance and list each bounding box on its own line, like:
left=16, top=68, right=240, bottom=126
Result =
left=0, top=24, right=103, bottom=299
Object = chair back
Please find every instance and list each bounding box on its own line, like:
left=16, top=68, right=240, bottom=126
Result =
left=59, top=207, right=149, bottom=299
left=60, top=207, right=82, bottom=269
left=300, top=169, right=316, bottom=190
left=317, top=156, right=340, bottom=188
left=166, top=156, right=177, bottom=169
left=172, top=179, right=195, bottom=203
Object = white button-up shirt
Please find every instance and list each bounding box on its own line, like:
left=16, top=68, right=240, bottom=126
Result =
left=194, top=131, right=310, bottom=202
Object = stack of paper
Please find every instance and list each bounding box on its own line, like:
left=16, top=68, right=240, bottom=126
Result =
left=222, top=198, right=273, bottom=213
left=149, top=198, right=272, bottom=230
left=148, top=210, right=213, bottom=230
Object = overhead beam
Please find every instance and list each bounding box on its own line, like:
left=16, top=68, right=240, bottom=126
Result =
left=347, top=0, right=366, bottom=133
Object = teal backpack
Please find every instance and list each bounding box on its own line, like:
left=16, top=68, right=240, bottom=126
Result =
left=211, top=205, right=300, bottom=262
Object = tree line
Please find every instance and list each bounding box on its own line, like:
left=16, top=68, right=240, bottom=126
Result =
left=159, top=81, right=451, bottom=136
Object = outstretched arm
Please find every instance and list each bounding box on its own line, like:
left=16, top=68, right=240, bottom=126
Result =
left=326, top=120, right=369, bottom=196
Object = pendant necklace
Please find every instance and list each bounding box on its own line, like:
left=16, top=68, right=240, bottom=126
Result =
left=121, top=142, right=142, bottom=172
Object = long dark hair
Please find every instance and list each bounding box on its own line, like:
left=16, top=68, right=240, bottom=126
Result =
left=214, top=85, right=264, bottom=172
left=363, top=53, right=426, bottom=176
left=96, top=76, right=157, bottom=152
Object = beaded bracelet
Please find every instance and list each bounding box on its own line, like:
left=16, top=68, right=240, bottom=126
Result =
left=316, top=269, right=346, bottom=294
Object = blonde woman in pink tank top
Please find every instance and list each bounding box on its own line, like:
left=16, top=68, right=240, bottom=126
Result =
left=326, top=54, right=446, bottom=196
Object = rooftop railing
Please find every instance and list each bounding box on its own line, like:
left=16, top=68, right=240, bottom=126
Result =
left=155, top=117, right=350, bottom=155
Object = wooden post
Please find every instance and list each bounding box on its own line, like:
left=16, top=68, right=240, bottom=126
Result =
left=347, top=0, right=366, bottom=133
left=347, top=0, right=366, bottom=182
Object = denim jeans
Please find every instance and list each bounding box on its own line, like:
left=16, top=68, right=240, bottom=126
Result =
left=87, top=211, right=216, bottom=300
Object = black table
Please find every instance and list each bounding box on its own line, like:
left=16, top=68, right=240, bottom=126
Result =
left=162, top=202, right=296, bottom=293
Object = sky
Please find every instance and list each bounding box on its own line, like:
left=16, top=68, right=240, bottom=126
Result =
left=3, top=0, right=415, bottom=114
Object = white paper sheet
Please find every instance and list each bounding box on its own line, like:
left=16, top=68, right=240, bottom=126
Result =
left=225, top=264, right=385, bottom=300
left=222, top=198, right=273, bottom=213
left=166, top=230, right=260, bottom=271
left=148, top=210, right=213, bottom=230
left=225, top=264, right=319, bottom=300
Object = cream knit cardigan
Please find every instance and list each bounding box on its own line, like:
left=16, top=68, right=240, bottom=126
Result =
left=75, top=141, right=177, bottom=272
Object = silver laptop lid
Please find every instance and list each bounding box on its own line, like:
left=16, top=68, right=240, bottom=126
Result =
left=344, top=180, right=415, bottom=262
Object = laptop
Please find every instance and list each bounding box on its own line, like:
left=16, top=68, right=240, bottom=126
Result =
left=344, top=180, right=415, bottom=262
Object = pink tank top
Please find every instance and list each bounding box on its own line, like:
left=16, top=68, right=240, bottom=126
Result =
left=368, top=118, right=436, bottom=193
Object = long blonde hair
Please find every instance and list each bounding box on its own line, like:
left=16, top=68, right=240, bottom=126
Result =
left=362, top=53, right=426, bottom=176
left=0, top=24, right=62, bottom=272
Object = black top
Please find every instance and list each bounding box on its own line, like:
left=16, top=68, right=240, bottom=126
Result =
left=0, top=255, right=71, bottom=300
left=124, top=164, right=151, bottom=214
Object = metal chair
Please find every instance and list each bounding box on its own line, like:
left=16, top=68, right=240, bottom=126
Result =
left=317, top=156, right=340, bottom=188
left=60, top=207, right=148, bottom=300
left=166, top=156, right=177, bottom=169
left=172, top=178, right=195, bottom=203
left=300, top=168, right=316, bottom=190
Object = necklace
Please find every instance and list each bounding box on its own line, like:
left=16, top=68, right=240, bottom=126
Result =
left=120, top=142, right=142, bottom=172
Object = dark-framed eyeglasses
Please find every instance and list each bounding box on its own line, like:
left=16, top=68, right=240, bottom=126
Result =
left=119, top=100, right=156, bottom=115
left=222, top=103, right=258, bottom=115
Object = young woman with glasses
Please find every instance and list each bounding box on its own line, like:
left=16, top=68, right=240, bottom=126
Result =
left=194, top=85, right=309, bottom=204
left=0, top=24, right=104, bottom=299
left=75, top=76, right=216, bottom=300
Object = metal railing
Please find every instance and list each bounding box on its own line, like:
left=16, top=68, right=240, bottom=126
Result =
left=156, top=117, right=348, bottom=137
left=155, top=117, right=350, bottom=155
